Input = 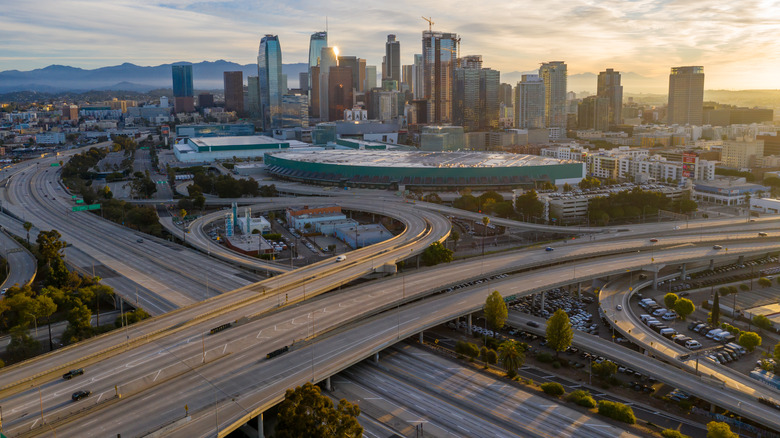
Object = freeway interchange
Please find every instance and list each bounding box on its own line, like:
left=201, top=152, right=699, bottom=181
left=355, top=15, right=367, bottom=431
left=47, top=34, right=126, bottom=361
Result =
left=0, top=150, right=779, bottom=437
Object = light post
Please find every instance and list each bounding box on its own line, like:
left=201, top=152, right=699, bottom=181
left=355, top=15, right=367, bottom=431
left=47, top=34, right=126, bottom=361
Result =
left=25, top=312, right=38, bottom=337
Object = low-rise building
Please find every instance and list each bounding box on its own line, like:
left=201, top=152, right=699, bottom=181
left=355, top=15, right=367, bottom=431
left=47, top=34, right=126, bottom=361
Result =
left=693, top=178, right=770, bottom=206
left=173, top=135, right=289, bottom=163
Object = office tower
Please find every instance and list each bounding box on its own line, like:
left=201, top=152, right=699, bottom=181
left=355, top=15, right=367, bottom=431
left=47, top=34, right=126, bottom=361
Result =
left=365, top=65, right=377, bottom=91
left=338, top=55, right=360, bottom=92
left=385, top=34, right=401, bottom=83
left=422, top=30, right=458, bottom=124
left=258, top=34, right=284, bottom=129
left=499, top=83, right=513, bottom=107
left=358, top=59, right=366, bottom=92
left=310, top=66, right=321, bottom=118
left=281, top=94, right=309, bottom=128
left=668, top=66, right=704, bottom=125
left=247, top=76, right=261, bottom=118
left=597, top=68, right=623, bottom=127
left=452, top=55, right=499, bottom=131
left=480, top=68, right=500, bottom=130
left=318, top=47, right=338, bottom=121
left=328, top=66, right=353, bottom=121
left=197, top=93, right=214, bottom=109
left=308, top=31, right=328, bottom=92
left=413, top=54, right=423, bottom=99
left=577, top=96, right=609, bottom=131
left=402, top=65, right=414, bottom=94
left=61, top=104, right=79, bottom=120
left=299, top=72, right=309, bottom=94
left=223, top=71, right=244, bottom=114
left=514, top=74, right=545, bottom=129
left=539, top=61, right=567, bottom=129
left=171, top=64, right=194, bottom=113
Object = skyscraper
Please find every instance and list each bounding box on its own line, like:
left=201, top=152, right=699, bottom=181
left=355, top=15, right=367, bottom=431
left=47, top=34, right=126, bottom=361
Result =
left=247, top=76, right=261, bottom=118
left=338, top=55, right=360, bottom=92
left=453, top=55, right=499, bottom=131
left=310, top=66, right=321, bottom=118
left=577, top=96, right=609, bottom=131
left=318, top=47, right=338, bottom=121
left=358, top=59, right=366, bottom=93
left=171, top=64, right=194, bottom=113
left=385, top=34, right=401, bottom=83
left=539, top=61, right=567, bottom=129
left=328, top=66, right=353, bottom=121
left=308, top=31, right=327, bottom=91
left=597, top=68, right=623, bottom=127
left=365, top=65, right=377, bottom=92
left=422, top=30, right=458, bottom=124
left=499, top=83, right=513, bottom=107
left=402, top=65, right=414, bottom=93
left=258, top=35, right=284, bottom=129
left=514, top=74, right=545, bottom=129
left=413, top=54, right=423, bottom=100
left=299, top=72, right=309, bottom=94
left=668, top=66, right=704, bottom=125
left=223, top=71, right=244, bottom=114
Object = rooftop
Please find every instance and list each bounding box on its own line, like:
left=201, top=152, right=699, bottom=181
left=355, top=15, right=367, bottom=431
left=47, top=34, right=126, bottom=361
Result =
left=266, top=150, right=574, bottom=169
left=190, top=135, right=287, bottom=148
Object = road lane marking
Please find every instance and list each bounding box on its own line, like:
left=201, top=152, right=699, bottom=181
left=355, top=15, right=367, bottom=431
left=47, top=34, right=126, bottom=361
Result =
left=153, top=370, right=162, bottom=382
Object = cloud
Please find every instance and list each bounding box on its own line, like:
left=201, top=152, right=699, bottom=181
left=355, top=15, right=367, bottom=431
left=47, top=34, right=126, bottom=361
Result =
left=1, top=0, right=779, bottom=90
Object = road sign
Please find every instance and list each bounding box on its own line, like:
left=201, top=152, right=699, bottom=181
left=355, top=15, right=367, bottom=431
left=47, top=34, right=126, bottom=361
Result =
left=72, top=204, right=100, bottom=212
left=75, top=199, right=84, bottom=204
left=71, top=195, right=77, bottom=200
left=50, top=162, right=60, bottom=167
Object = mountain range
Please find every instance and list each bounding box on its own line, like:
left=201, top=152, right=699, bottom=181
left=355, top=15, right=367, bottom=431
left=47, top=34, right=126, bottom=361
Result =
left=0, top=60, right=308, bottom=93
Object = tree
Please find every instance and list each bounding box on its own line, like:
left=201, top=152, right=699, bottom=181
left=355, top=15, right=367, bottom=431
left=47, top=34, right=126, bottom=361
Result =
left=711, top=292, right=720, bottom=325
left=673, top=298, right=695, bottom=320
left=6, top=326, right=40, bottom=362
left=36, top=229, right=67, bottom=267
left=664, top=293, right=679, bottom=309
left=541, top=382, right=565, bottom=396
left=449, top=230, right=460, bottom=250
left=592, top=360, right=617, bottom=380
left=421, top=242, right=453, bottom=266
left=758, top=277, right=772, bottom=288
left=88, top=284, right=115, bottom=326
left=23, top=221, right=32, bottom=245
left=275, top=382, right=362, bottom=438
left=484, top=291, right=508, bottom=333
left=706, top=421, right=738, bottom=438
left=546, top=309, right=573, bottom=358
left=515, top=190, right=544, bottom=221
left=753, top=314, right=773, bottom=331
left=738, top=331, right=762, bottom=352
left=562, top=183, right=573, bottom=193
left=497, top=340, right=525, bottom=378
left=35, top=295, right=57, bottom=351
left=773, top=342, right=780, bottom=364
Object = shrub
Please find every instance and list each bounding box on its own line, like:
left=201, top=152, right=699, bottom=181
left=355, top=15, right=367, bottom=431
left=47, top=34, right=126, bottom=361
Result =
left=487, top=349, right=498, bottom=365
left=536, top=352, right=554, bottom=363
left=739, top=284, right=749, bottom=291
left=552, top=361, right=561, bottom=369
left=264, top=233, right=282, bottom=240
left=540, top=382, right=565, bottom=397
left=597, top=400, right=636, bottom=424
left=566, top=390, right=597, bottom=408
left=456, top=341, right=480, bottom=359
left=485, top=336, right=500, bottom=350
left=661, top=429, right=690, bottom=438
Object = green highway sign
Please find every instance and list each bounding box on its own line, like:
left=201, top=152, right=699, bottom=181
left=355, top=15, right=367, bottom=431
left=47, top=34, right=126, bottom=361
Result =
left=72, top=204, right=101, bottom=212
left=87, top=204, right=101, bottom=210
left=50, top=162, right=60, bottom=167
left=71, top=195, right=78, bottom=200
left=75, top=199, right=84, bottom=204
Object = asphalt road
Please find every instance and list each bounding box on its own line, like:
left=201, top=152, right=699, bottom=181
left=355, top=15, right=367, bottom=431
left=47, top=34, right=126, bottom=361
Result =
left=0, top=227, right=36, bottom=290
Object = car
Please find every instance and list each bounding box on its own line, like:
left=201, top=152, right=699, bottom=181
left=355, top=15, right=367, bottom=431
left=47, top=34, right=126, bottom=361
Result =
left=545, top=247, right=554, bottom=252
left=63, top=368, right=84, bottom=380
left=72, top=390, right=91, bottom=401
left=712, top=245, right=723, bottom=250
left=616, top=304, right=623, bottom=311
left=649, top=238, right=658, bottom=243
left=0, top=288, right=7, bottom=296
left=759, top=232, right=768, bottom=237
left=527, top=321, right=540, bottom=328
left=136, top=238, right=144, bottom=243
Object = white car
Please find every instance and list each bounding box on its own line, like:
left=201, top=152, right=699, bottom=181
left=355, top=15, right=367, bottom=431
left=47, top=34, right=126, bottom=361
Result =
left=662, top=311, right=678, bottom=320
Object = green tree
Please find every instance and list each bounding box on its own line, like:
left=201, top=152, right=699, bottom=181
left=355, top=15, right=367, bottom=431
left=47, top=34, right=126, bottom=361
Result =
left=597, top=400, right=636, bottom=424
left=497, top=340, right=525, bottom=378
left=62, top=300, right=93, bottom=344
left=275, top=382, right=362, bottom=438
left=664, top=293, right=679, bottom=309
left=546, top=309, right=573, bottom=358
left=88, top=284, right=115, bottom=326
left=36, top=229, right=67, bottom=267
left=661, top=430, right=690, bottom=438
left=449, top=230, right=460, bottom=250
left=706, top=421, right=738, bottom=438
left=35, top=295, right=57, bottom=351
left=515, top=190, right=544, bottom=221
left=484, top=291, right=508, bottom=333
left=773, top=343, right=780, bottom=364
left=753, top=314, right=773, bottom=331
left=711, top=292, right=720, bottom=325
left=738, top=331, right=761, bottom=352
left=541, top=382, right=565, bottom=397
left=758, top=277, right=772, bottom=288
left=421, top=242, right=453, bottom=266
left=23, top=221, right=32, bottom=245
left=673, top=298, right=695, bottom=320
left=6, top=326, right=41, bottom=362
left=592, top=360, right=617, bottom=380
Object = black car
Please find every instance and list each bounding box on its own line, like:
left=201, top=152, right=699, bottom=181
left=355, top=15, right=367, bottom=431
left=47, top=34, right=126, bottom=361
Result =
left=526, top=321, right=539, bottom=328
left=72, top=390, right=91, bottom=401
left=62, top=368, right=84, bottom=380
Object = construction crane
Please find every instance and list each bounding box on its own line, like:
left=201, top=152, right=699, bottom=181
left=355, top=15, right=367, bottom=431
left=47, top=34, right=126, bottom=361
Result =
left=454, top=37, right=461, bottom=61
left=422, top=16, right=434, bottom=32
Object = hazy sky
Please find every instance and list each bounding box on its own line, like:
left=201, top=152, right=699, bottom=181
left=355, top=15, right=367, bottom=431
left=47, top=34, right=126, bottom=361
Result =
left=2, top=0, right=779, bottom=90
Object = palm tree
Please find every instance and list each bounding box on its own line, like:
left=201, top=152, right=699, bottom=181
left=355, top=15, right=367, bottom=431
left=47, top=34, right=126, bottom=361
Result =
left=498, top=340, right=525, bottom=378
left=481, top=216, right=490, bottom=256
left=23, top=221, right=32, bottom=245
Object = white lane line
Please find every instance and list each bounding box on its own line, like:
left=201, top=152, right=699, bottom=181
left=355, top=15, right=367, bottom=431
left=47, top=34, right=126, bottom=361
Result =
left=222, top=344, right=227, bottom=355
left=97, top=392, right=104, bottom=402
left=153, top=370, right=162, bottom=382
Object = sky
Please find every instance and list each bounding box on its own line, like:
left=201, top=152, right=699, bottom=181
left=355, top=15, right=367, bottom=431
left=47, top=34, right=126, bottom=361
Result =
left=2, top=0, right=780, bottom=91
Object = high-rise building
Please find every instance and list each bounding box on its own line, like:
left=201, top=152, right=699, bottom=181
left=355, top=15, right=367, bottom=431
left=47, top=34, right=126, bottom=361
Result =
left=365, top=65, right=377, bottom=91
left=402, top=65, right=414, bottom=94
left=452, top=55, right=499, bottom=131
left=310, top=66, right=321, bottom=118
left=413, top=54, right=423, bottom=100
left=247, top=76, right=261, bottom=118
left=422, top=30, right=458, bottom=124
left=308, top=31, right=328, bottom=91
left=258, top=35, right=284, bottom=130
left=338, top=55, right=360, bottom=92
left=318, top=47, right=338, bottom=121
left=499, top=83, right=513, bottom=107
left=197, top=93, right=214, bottom=109
left=61, top=104, right=79, bottom=121
left=667, top=66, right=704, bottom=126
left=358, top=59, right=366, bottom=93
left=539, top=61, right=567, bottom=129
left=577, top=96, right=609, bottom=131
left=281, top=94, right=309, bottom=128
left=514, top=74, right=545, bottom=129
left=299, top=72, right=309, bottom=94
left=328, top=66, right=353, bottom=121
left=223, top=71, right=244, bottom=114
left=385, top=34, right=401, bottom=83
left=171, top=64, right=195, bottom=113
left=597, top=68, right=622, bottom=127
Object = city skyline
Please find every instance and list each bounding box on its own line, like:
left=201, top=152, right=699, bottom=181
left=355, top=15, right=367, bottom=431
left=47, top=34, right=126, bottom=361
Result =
left=1, top=0, right=778, bottom=91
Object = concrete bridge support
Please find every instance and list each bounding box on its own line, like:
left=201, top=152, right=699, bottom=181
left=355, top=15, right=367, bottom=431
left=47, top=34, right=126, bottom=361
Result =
left=374, top=352, right=379, bottom=364
left=709, top=259, right=714, bottom=270
left=680, top=263, right=687, bottom=279
left=239, top=413, right=264, bottom=438
left=540, top=291, right=546, bottom=310
left=467, top=314, right=473, bottom=335
left=738, top=255, right=744, bottom=265
left=653, top=270, right=659, bottom=290
left=419, top=332, right=424, bottom=343
left=326, top=376, right=332, bottom=391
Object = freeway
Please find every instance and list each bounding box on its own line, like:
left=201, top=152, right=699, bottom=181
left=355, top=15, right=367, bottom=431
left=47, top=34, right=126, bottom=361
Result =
left=0, top=227, right=36, bottom=291
left=3, top=240, right=777, bottom=437
left=337, top=344, right=638, bottom=438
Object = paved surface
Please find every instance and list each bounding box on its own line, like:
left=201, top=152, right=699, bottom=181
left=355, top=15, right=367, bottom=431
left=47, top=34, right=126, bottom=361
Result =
left=0, top=227, right=36, bottom=291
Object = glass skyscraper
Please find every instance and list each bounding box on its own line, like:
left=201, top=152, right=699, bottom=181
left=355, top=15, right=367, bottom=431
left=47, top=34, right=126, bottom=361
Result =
left=258, top=35, right=284, bottom=130
left=515, top=74, right=545, bottom=129
left=171, top=64, right=193, bottom=97
left=308, top=32, right=328, bottom=92
left=668, top=66, right=704, bottom=126
left=597, top=68, right=623, bottom=127
left=422, top=31, right=458, bottom=124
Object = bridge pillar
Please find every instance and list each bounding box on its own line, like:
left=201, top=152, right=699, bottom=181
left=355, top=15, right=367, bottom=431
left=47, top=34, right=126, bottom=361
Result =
left=468, top=314, right=473, bottom=335
left=325, top=376, right=332, bottom=391
left=577, top=283, right=581, bottom=300
left=709, top=259, right=714, bottom=270
left=738, top=255, right=744, bottom=265
left=680, top=263, right=686, bottom=279
left=419, top=332, right=424, bottom=343
left=653, top=270, right=659, bottom=290
left=374, top=352, right=379, bottom=364
left=710, top=403, right=716, bottom=413
left=540, top=291, right=546, bottom=310
left=258, top=413, right=265, bottom=438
